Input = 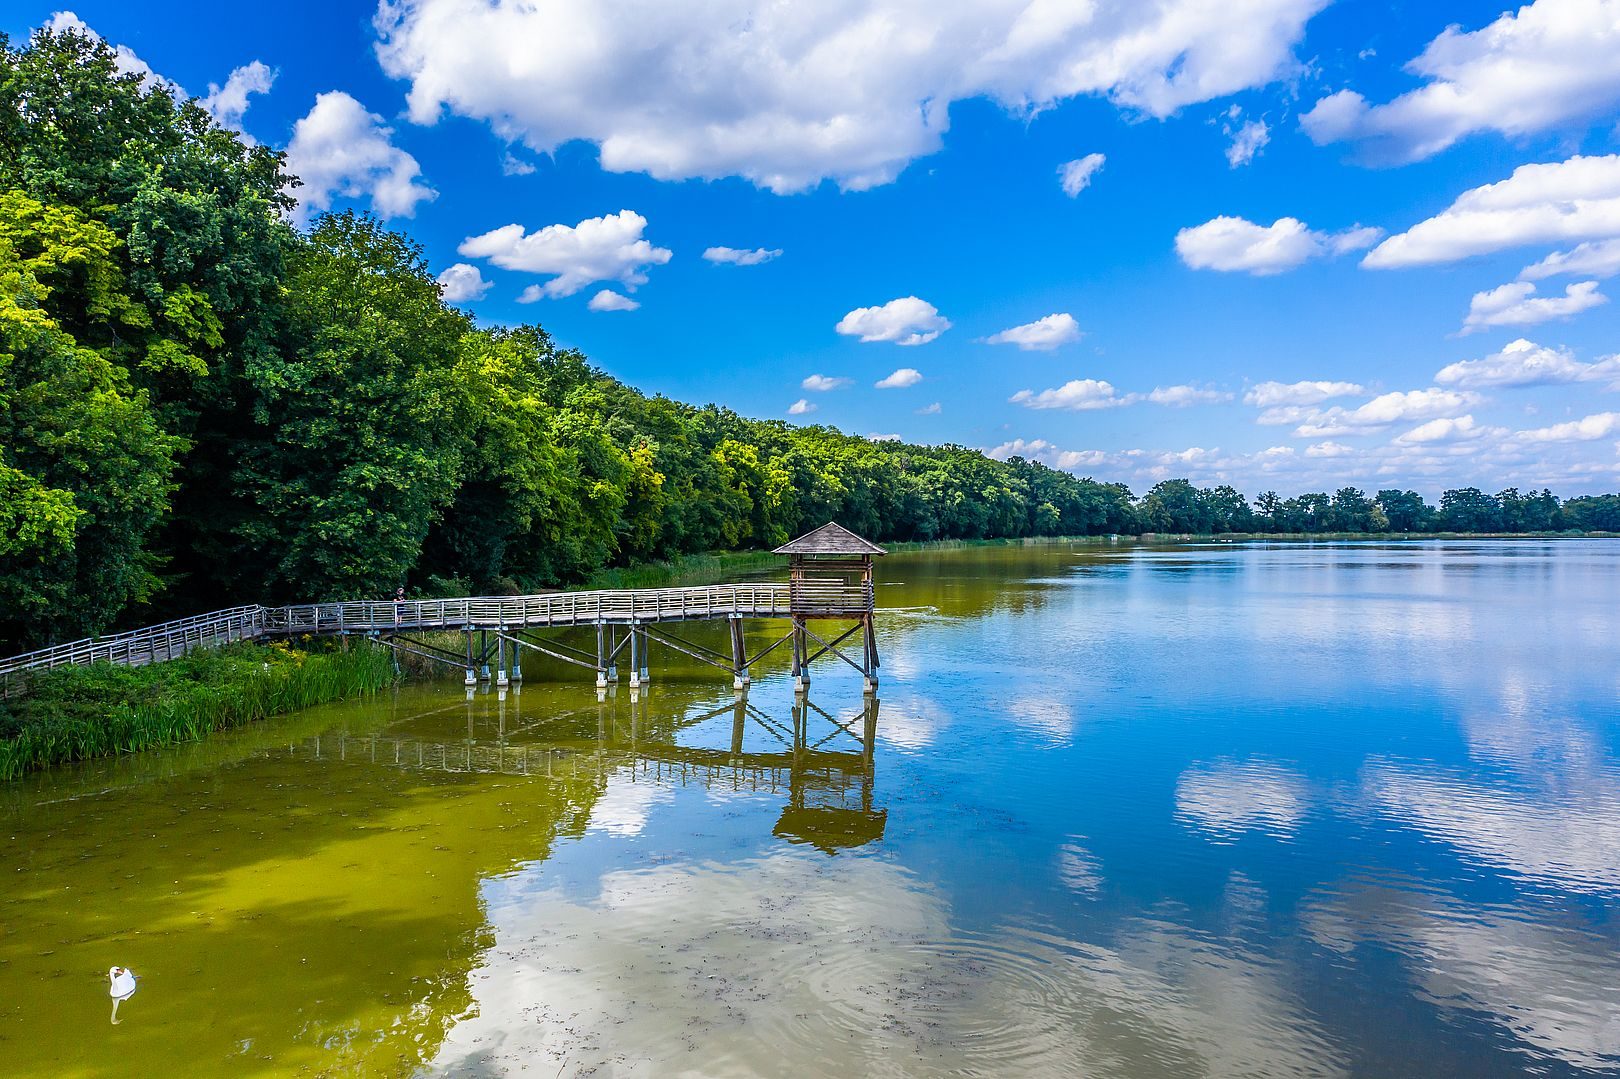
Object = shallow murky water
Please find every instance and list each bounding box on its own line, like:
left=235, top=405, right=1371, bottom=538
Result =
left=4, top=540, right=1620, bottom=1077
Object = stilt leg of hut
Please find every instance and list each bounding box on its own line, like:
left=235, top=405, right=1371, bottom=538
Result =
left=793, top=617, right=809, bottom=694
left=862, top=614, right=879, bottom=694
left=730, top=616, right=750, bottom=691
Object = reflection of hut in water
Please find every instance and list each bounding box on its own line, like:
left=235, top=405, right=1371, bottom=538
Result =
left=771, top=697, right=886, bottom=854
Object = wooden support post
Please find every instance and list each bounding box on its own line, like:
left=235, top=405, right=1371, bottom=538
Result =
left=479, top=630, right=491, bottom=682
left=730, top=616, right=750, bottom=691
left=862, top=615, right=879, bottom=694
left=637, top=625, right=650, bottom=685
left=792, top=617, right=809, bottom=694
left=495, top=633, right=509, bottom=687
left=464, top=630, right=476, bottom=686
left=628, top=622, right=642, bottom=688
left=595, top=622, right=608, bottom=688
left=789, top=617, right=802, bottom=686
left=607, top=625, right=619, bottom=682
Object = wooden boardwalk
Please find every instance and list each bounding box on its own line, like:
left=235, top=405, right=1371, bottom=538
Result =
left=0, top=582, right=878, bottom=691
left=0, top=523, right=887, bottom=693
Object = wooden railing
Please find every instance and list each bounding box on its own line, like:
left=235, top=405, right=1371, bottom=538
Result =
left=266, top=583, right=800, bottom=635
left=0, top=606, right=265, bottom=677
left=0, top=582, right=874, bottom=678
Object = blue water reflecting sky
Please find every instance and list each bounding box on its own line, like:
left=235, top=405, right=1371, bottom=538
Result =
left=433, top=541, right=1620, bottom=1076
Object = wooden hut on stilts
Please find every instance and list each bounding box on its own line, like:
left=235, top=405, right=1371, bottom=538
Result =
left=772, top=522, right=885, bottom=695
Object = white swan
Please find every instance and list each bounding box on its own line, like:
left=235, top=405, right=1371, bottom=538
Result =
left=108, top=966, right=137, bottom=1024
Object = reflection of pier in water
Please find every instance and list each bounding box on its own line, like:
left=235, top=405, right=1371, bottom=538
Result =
left=280, top=692, right=886, bottom=852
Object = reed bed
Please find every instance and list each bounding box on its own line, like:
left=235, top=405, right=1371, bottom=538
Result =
left=0, top=642, right=395, bottom=780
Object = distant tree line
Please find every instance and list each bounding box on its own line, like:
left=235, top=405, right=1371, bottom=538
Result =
left=1, top=29, right=1615, bottom=653
left=1132, top=480, right=1620, bottom=536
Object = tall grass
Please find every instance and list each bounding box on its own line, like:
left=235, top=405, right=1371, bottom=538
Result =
left=0, top=641, right=395, bottom=780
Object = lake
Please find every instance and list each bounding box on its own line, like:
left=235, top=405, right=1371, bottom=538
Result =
left=4, top=540, right=1619, bottom=1077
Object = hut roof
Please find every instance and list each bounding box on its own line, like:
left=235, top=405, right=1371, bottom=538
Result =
left=773, top=521, right=886, bottom=556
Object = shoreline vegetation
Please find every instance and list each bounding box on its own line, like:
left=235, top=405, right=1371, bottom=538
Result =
left=0, top=643, right=393, bottom=781
left=579, top=529, right=1620, bottom=588
left=7, top=29, right=1620, bottom=663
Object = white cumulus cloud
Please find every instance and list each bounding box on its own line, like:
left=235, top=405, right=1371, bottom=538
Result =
left=501, top=152, right=537, bottom=176
left=201, top=61, right=275, bottom=135
left=1301, top=0, right=1620, bottom=163
left=1436, top=338, right=1620, bottom=388
left=875, top=368, right=925, bottom=389
left=787, top=398, right=817, bottom=415
left=1291, top=388, right=1480, bottom=438
left=837, top=298, right=950, bottom=346
left=458, top=210, right=671, bottom=299
left=436, top=263, right=491, bottom=302
left=1521, top=238, right=1620, bottom=280
left=1244, top=380, right=1365, bottom=407
left=1009, top=380, right=1228, bottom=410
left=587, top=289, right=640, bottom=312
left=1516, top=411, right=1620, bottom=442
left=1176, top=216, right=1382, bottom=274
left=802, top=374, right=852, bottom=392
left=1462, top=280, right=1607, bottom=333
left=984, top=312, right=1082, bottom=350
left=1225, top=119, right=1271, bottom=167
left=1145, top=385, right=1234, bottom=406
left=1396, top=415, right=1487, bottom=444
left=1364, top=154, right=1620, bottom=268
left=374, top=0, right=1327, bottom=194
left=1010, top=379, right=1128, bottom=410
left=703, top=246, right=782, bottom=266
left=1058, top=153, right=1106, bottom=197
left=284, top=91, right=436, bottom=222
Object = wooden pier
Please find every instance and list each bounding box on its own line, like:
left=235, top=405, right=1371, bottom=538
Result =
left=0, top=523, right=885, bottom=695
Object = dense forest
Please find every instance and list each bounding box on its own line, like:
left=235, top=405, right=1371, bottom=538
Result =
left=2, top=29, right=1617, bottom=653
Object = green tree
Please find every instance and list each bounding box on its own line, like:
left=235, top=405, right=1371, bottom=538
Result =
left=1438, top=487, right=1501, bottom=533
left=1141, top=479, right=1211, bottom=533
left=232, top=213, right=471, bottom=599
left=1375, top=489, right=1431, bottom=532
left=0, top=217, right=178, bottom=646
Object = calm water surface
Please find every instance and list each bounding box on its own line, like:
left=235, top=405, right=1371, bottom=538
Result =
left=4, top=540, right=1620, bottom=1077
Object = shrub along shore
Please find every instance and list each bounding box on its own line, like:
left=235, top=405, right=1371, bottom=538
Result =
left=0, top=642, right=394, bottom=780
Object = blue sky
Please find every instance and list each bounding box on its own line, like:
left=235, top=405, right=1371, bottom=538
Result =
left=11, top=0, right=1620, bottom=496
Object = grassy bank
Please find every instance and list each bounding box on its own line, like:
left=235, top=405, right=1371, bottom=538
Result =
left=0, top=642, right=395, bottom=780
